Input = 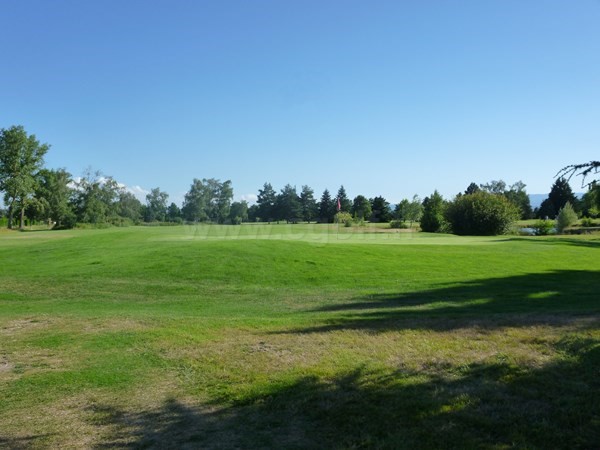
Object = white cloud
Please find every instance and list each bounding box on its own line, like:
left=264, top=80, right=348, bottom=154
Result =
left=239, top=194, right=258, bottom=204
left=126, top=185, right=150, bottom=202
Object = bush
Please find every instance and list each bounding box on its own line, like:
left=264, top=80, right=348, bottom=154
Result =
left=580, top=217, right=596, bottom=228
left=334, top=212, right=353, bottom=227
left=556, top=202, right=578, bottom=233
left=532, top=220, right=554, bottom=236
left=445, top=191, right=520, bottom=236
left=390, top=220, right=410, bottom=229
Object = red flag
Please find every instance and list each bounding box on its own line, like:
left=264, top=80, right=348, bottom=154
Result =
left=337, top=198, right=341, bottom=211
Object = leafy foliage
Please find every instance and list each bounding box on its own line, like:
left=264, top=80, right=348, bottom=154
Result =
left=144, top=187, right=169, bottom=222
left=445, top=191, right=520, bottom=235
left=556, top=202, right=578, bottom=234
left=0, top=125, right=49, bottom=229
left=531, top=219, right=554, bottom=236
left=72, top=169, right=122, bottom=225
left=420, top=190, right=446, bottom=232
left=181, top=178, right=233, bottom=223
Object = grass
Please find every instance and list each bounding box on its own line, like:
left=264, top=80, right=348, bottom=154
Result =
left=0, top=224, right=599, bottom=449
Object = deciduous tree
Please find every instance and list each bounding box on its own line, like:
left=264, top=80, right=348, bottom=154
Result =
left=0, top=126, right=49, bottom=229
left=421, top=190, right=446, bottom=232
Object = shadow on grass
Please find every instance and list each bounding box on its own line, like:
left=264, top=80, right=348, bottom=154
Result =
left=0, top=434, right=55, bottom=449
left=286, top=270, right=600, bottom=334
left=85, top=337, right=599, bottom=449
left=505, top=236, right=600, bottom=249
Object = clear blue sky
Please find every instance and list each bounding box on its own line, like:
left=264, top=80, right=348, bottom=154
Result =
left=2, top=0, right=599, bottom=206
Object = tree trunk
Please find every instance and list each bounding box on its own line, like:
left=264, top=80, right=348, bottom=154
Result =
left=20, top=207, right=25, bottom=230
left=7, top=204, right=13, bottom=229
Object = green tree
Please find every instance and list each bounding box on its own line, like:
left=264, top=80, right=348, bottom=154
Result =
left=580, top=183, right=599, bottom=218
left=336, top=185, right=352, bottom=213
left=0, top=125, right=49, bottom=229
left=275, top=184, right=302, bottom=223
left=167, top=202, right=182, bottom=222
left=34, top=168, right=76, bottom=228
left=256, top=182, right=277, bottom=222
left=182, top=178, right=233, bottom=223
left=537, top=178, right=577, bottom=219
left=144, top=187, right=169, bottom=222
left=394, top=195, right=423, bottom=226
left=421, top=190, right=446, bottom=232
left=72, top=170, right=121, bottom=224
left=556, top=201, right=578, bottom=234
left=118, top=191, right=143, bottom=223
left=370, top=196, right=391, bottom=223
left=228, top=200, right=249, bottom=224
left=351, top=195, right=372, bottom=221
left=465, top=182, right=480, bottom=195
left=504, top=181, right=533, bottom=219
left=299, top=185, right=318, bottom=222
left=445, top=191, right=520, bottom=235
left=405, top=195, right=423, bottom=227
left=182, top=178, right=208, bottom=222
left=480, top=180, right=507, bottom=195
left=318, top=189, right=336, bottom=223
left=247, top=204, right=260, bottom=222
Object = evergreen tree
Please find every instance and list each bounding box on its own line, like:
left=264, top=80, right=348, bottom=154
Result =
left=370, top=196, right=391, bottom=223
left=275, top=184, right=302, bottom=223
left=300, top=185, right=318, bottom=222
left=318, top=189, right=335, bottom=223
left=537, top=178, right=577, bottom=218
left=336, top=185, right=352, bottom=212
left=256, top=182, right=277, bottom=222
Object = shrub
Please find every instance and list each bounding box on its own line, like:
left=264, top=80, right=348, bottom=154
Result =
left=445, top=191, right=520, bottom=236
left=580, top=217, right=596, bottom=228
left=532, top=219, right=554, bottom=236
left=390, top=220, right=410, bottom=229
left=556, top=202, right=578, bottom=234
left=334, top=212, right=353, bottom=227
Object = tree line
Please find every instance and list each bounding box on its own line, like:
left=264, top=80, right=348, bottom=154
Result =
left=1, top=125, right=598, bottom=234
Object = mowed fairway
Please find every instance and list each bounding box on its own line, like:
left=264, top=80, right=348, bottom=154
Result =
left=1, top=225, right=599, bottom=449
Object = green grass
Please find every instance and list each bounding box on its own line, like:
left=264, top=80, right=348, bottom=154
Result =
left=0, top=225, right=599, bottom=449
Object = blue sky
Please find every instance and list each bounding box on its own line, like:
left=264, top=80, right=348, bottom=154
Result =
left=1, top=0, right=599, bottom=206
